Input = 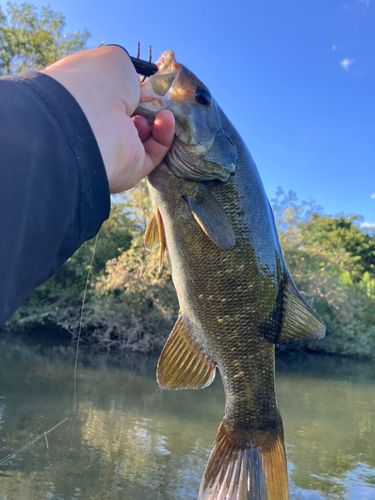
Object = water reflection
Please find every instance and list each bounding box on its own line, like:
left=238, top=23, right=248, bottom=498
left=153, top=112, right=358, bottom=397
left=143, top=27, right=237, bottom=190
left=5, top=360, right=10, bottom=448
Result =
left=0, top=341, right=374, bottom=500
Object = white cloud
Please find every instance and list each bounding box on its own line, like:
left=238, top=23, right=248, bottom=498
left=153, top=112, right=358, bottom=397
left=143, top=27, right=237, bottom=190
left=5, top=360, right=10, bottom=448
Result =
left=360, top=221, right=375, bottom=229
left=340, top=58, right=354, bottom=71
left=371, top=193, right=375, bottom=199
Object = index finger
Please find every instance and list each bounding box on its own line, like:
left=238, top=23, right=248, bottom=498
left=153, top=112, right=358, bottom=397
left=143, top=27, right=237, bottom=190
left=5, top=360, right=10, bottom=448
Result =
left=139, top=110, right=175, bottom=178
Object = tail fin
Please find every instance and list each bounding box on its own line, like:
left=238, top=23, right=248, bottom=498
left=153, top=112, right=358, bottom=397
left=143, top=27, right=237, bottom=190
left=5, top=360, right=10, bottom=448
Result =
left=198, top=422, right=289, bottom=500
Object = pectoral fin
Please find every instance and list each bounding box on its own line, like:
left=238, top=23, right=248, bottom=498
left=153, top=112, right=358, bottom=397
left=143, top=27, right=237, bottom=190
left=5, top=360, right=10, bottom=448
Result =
left=144, top=208, right=166, bottom=271
left=157, top=313, right=216, bottom=390
left=186, top=184, right=235, bottom=250
left=278, top=278, right=326, bottom=343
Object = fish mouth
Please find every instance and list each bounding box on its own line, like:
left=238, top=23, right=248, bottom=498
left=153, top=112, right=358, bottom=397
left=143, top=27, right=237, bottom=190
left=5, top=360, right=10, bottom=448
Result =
left=135, top=50, right=181, bottom=122
left=155, top=50, right=181, bottom=73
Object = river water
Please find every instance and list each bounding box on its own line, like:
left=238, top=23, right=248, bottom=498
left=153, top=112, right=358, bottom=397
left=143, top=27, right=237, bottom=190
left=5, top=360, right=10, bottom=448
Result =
left=0, top=340, right=374, bottom=500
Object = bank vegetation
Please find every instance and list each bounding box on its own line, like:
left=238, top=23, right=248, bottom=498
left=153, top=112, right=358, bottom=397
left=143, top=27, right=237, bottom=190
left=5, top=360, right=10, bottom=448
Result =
left=3, top=183, right=375, bottom=358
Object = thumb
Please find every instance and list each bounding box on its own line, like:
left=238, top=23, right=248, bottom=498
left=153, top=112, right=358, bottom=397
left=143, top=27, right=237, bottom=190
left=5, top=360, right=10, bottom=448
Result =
left=135, top=110, right=175, bottom=178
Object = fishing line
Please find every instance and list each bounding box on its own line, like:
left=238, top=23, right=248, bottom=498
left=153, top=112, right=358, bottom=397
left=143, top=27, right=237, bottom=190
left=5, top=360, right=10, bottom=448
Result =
left=0, top=238, right=99, bottom=467
left=0, top=234, right=100, bottom=468
left=68, top=233, right=99, bottom=454
left=44, top=431, right=52, bottom=466
left=0, top=418, right=68, bottom=465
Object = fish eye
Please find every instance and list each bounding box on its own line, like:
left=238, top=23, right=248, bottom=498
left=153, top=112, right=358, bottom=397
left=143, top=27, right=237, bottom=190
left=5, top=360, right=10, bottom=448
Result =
left=195, top=87, right=211, bottom=108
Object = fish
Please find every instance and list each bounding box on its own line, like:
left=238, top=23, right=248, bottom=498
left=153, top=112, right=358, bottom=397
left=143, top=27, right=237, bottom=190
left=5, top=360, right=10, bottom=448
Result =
left=135, top=50, right=325, bottom=500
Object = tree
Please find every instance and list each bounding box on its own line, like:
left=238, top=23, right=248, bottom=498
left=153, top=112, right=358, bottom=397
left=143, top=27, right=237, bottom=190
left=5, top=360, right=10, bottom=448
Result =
left=0, top=2, right=90, bottom=75
left=304, top=214, right=375, bottom=281
left=272, top=188, right=375, bottom=357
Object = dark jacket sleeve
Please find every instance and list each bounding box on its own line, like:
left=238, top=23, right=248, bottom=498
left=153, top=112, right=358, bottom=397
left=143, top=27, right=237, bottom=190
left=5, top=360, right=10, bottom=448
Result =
left=0, top=71, right=111, bottom=324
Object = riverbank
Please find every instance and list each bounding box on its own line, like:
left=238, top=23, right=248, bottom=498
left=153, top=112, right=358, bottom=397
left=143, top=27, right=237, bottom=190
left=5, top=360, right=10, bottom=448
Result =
left=1, top=320, right=374, bottom=361
left=2, top=188, right=374, bottom=359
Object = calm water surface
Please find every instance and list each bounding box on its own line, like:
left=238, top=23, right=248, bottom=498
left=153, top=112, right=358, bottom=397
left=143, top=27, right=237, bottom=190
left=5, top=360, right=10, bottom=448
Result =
left=0, top=340, right=374, bottom=500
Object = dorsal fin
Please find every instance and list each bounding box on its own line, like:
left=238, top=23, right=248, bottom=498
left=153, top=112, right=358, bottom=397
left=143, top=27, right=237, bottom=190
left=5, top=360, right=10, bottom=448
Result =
left=278, top=279, right=326, bottom=343
left=144, top=208, right=166, bottom=271
left=157, top=313, right=216, bottom=390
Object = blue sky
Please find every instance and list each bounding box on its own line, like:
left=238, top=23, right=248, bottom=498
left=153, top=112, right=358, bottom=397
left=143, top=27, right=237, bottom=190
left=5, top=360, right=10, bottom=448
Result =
left=28, top=0, right=375, bottom=226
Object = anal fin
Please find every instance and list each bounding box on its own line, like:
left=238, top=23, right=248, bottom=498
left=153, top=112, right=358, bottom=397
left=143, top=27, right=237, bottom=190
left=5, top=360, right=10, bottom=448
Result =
left=157, top=313, right=216, bottom=390
left=279, top=278, right=326, bottom=343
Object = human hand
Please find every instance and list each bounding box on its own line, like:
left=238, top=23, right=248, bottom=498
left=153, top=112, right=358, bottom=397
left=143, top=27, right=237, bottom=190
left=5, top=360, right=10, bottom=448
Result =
left=41, top=46, right=175, bottom=193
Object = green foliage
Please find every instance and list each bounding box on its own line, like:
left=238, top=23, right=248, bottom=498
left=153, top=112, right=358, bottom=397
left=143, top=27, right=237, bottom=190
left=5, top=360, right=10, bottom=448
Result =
left=273, top=188, right=375, bottom=358
left=304, top=214, right=375, bottom=280
left=5, top=200, right=133, bottom=332
left=5, top=185, right=178, bottom=354
left=84, top=182, right=178, bottom=352
left=86, top=234, right=178, bottom=353
left=4, top=179, right=375, bottom=357
left=360, top=272, right=375, bottom=300
left=0, top=2, right=90, bottom=75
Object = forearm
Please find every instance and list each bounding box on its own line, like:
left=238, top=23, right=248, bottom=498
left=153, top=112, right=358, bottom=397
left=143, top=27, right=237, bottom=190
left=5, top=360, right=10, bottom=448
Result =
left=0, top=71, right=110, bottom=324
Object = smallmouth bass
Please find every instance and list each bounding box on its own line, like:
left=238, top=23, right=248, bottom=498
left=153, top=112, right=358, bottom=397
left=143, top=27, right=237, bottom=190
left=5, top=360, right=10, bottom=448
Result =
left=136, top=50, right=325, bottom=500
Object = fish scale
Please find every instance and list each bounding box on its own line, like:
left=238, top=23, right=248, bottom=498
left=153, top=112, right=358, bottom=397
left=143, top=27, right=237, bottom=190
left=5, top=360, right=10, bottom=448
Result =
left=136, top=49, right=325, bottom=500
